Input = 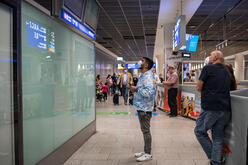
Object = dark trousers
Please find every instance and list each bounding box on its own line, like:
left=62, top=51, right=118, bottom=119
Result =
left=194, top=110, right=230, bottom=165
left=138, top=111, right=152, bottom=154
left=103, top=92, right=107, bottom=101
left=168, top=88, right=178, bottom=115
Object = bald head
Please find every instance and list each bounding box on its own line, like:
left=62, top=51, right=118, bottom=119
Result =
left=209, top=50, right=224, bottom=64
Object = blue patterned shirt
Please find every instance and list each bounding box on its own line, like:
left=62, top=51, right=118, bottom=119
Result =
left=133, top=70, right=155, bottom=112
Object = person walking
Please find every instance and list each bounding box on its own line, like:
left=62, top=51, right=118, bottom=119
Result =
left=194, top=50, right=231, bottom=165
left=131, top=57, right=155, bottom=162
left=162, top=66, right=179, bottom=117
left=117, top=68, right=133, bottom=105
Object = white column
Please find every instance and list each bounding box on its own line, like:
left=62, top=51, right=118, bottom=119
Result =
left=235, top=54, right=244, bottom=81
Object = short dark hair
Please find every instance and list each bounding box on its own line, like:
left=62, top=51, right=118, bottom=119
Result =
left=143, top=57, right=154, bottom=70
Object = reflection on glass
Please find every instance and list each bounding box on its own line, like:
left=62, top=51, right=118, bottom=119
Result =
left=0, top=3, right=14, bottom=165
left=22, top=2, right=95, bottom=164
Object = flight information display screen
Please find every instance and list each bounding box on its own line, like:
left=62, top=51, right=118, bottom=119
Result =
left=179, top=34, right=199, bottom=52
left=26, top=20, right=55, bottom=52
left=64, top=0, right=85, bottom=19
left=84, top=0, right=99, bottom=31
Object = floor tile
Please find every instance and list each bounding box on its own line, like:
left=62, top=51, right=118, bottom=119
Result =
left=64, top=96, right=206, bottom=165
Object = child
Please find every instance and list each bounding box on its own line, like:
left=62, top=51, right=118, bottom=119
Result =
left=102, top=82, right=109, bottom=101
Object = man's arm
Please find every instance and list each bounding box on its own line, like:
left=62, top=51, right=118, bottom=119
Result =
left=162, top=74, right=177, bottom=86
left=162, top=81, right=173, bottom=85
left=117, top=74, right=121, bottom=85
left=130, top=74, right=133, bottom=85
left=196, top=80, right=204, bottom=92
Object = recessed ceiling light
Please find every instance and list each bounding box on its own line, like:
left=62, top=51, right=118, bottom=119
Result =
left=189, top=25, right=196, bottom=28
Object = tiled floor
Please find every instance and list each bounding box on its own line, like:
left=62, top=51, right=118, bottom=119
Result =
left=64, top=96, right=209, bottom=165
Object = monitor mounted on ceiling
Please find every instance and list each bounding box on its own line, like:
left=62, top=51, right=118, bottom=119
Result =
left=84, top=0, right=100, bottom=32
left=63, top=0, right=86, bottom=21
left=179, top=34, right=199, bottom=52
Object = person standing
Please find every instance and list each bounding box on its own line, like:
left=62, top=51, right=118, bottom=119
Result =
left=184, top=72, right=192, bottom=82
left=131, top=57, right=155, bottom=162
left=106, top=74, right=113, bottom=95
left=111, top=73, right=117, bottom=94
left=151, top=68, right=160, bottom=111
left=194, top=50, right=231, bottom=165
left=191, top=73, right=196, bottom=82
left=225, top=63, right=237, bottom=91
left=162, top=66, right=179, bottom=117
left=102, top=82, right=109, bottom=101
left=117, top=68, right=133, bottom=105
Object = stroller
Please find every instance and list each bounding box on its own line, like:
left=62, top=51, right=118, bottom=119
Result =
left=96, top=83, right=104, bottom=102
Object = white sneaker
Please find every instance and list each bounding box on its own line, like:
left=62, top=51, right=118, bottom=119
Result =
left=136, top=153, right=152, bottom=162
left=134, top=152, right=145, bottom=157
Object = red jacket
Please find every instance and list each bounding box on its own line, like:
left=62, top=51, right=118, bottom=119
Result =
left=102, top=85, right=108, bottom=93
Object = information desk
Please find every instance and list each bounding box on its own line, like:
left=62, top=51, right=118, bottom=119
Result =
left=156, top=84, right=181, bottom=116
left=156, top=83, right=248, bottom=120
left=156, top=84, right=248, bottom=164
left=156, top=83, right=200, bottom=120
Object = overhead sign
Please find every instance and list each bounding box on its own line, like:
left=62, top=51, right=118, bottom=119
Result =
left=182, top=52, right=191, bottom=58
left=125, top=63, right=156, bottom=69
left=117, top=57, right=123, bottom=61
left=126, top=63, right=138, bottom=69
left=173, top=15, right=186, bottom=51
left=61, top=10, right=95, bottom=40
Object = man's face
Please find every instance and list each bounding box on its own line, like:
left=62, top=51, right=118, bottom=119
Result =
left=169, top=67, right=174, bottom=73
left=141, top=59, right=147, bottom=69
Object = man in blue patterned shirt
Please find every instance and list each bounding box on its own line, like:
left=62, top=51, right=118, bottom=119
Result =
left=131, top=57, right=155, bottom=162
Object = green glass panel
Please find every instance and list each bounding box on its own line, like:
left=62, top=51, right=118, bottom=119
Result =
left=22, top=2, right=95, bottom=164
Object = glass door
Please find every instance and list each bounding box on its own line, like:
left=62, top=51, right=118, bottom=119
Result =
left=0, top=2, right=14, bottom=165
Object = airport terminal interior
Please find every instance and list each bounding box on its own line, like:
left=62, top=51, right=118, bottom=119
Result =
left=0, top=0, right=248, bottom=165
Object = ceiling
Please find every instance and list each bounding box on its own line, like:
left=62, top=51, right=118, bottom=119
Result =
left=95, top=0, right=160, bottom=61
left=186, top=0, right=248, bottom=60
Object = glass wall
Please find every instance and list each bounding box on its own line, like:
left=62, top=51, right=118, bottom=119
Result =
left=0, top=3, right=14, bottom=165
left=22, top=1, right=95, bottom=164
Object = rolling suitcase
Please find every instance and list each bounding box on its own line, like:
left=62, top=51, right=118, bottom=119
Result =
left=113, top=93, right=119, bottom=105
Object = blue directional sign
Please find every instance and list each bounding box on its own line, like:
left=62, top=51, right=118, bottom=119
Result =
left=61, top=10, right=95, bottom=40
left=26, top=20, right=56, bottom=53
left=126, top=63, right=138, bottom=69
left=174, top=16, right=181, bottom=48
left=26, top=20, right=47, bottom=50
